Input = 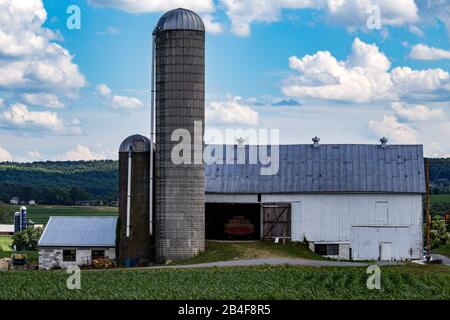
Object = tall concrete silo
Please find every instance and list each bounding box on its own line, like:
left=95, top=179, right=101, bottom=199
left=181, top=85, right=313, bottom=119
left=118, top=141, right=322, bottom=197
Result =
left=118, top=134, right=152, bottom=266
left=152, top=8, right=205, bottom=261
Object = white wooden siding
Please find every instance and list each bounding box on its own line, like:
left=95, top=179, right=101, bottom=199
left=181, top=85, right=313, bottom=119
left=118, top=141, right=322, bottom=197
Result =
left=263, top=193, right=422, bottom=260
left=352, top=227, right=410, bottom=260
left=207, top=193, right=423, bottom=260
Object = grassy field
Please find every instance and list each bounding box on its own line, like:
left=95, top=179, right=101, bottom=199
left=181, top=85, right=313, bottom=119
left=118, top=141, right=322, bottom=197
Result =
left=430, top=194, right=450, bottom=204
left=172, top=241, right=325, bottom=265
left=1, top=205, right=117, bottom=225
left=0, top=236, right=11, bottom=251
left=0, top=264, right=448, bottom=300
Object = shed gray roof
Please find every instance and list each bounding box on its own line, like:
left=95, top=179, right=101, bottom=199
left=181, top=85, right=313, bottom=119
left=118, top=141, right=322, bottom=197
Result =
left=205, top=144, right=425, bottom=194
left=119, top=134, right=151, bottom=153
left=38, top=217, right=117, bottom=247
left=154, top=8, right=205, bottom=33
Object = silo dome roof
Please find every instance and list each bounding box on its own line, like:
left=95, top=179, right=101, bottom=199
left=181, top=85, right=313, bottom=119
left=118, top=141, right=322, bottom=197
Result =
left=119, top=135, right=151, bottom=153
left=154, top=8, right=205, bottom=33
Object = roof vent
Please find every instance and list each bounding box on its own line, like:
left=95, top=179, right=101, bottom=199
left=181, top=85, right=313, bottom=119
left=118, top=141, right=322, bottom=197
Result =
left=380, top=137, right=388, bottom=148
left=312, top=136, right=320, bottom=147
left=236, top=137, right=246, bottom=146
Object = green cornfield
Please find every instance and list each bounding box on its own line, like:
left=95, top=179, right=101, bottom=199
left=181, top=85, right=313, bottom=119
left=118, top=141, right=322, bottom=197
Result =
left=0, top=264, right=448, bottom=300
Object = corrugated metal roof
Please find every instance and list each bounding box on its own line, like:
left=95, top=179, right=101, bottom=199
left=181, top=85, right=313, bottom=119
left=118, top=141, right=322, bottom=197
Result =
left=119, top=134, right=151, bottom=153
left=154, top=8, right=205, bottom=33
left=38, top=217, right=117, bottom=247
left=205, top=144, right=425, bottom=194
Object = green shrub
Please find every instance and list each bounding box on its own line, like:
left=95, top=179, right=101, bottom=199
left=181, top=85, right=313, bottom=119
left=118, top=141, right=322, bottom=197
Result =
left=11, top=227, right=43, bottom=251
left=430, top=216, right=450, bottom=250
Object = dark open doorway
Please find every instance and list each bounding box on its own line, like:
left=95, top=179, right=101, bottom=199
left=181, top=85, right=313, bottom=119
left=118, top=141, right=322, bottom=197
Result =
left=205, top=203, right=261, bottom=240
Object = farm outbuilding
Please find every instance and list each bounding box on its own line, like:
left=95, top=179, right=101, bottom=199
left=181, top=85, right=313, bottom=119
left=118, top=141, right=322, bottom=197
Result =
left=38, top=217, right=116, bottom=269
left=204, top=143, right=425, bottom=261
left=0, top=224, right=14, bottom=235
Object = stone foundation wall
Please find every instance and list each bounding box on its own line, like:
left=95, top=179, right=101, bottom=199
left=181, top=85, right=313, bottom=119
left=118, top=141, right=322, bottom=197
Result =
left=39, top=247, right=116, bottom=269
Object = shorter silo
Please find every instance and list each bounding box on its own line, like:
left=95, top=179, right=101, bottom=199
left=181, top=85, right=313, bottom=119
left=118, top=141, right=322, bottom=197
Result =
left=118, top=134, right=152, bottom=267
left=20, top=206, right=27, bottom=231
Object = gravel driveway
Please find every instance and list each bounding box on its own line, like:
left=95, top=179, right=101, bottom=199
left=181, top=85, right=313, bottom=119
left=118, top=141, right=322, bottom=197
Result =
left=432, top=254, right=450, bottom=266
left=152, top=258, right=401, bottom=269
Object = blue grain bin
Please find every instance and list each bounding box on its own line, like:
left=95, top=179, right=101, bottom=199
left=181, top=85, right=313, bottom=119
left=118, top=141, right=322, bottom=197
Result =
left=20, top=206, right=27, bottom=231
left=14, top=212, right=21, bottom=233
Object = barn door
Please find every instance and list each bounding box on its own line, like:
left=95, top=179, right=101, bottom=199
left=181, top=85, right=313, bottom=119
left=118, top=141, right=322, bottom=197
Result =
left=379, top=242, right=392, bottom=260
left=261, top=203, right=291, bottom=240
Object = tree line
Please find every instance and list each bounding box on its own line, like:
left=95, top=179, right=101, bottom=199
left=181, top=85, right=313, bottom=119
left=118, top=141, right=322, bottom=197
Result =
left=0, top=160, right=118, bottom=205
left=429, top=158, right=450, bottom=194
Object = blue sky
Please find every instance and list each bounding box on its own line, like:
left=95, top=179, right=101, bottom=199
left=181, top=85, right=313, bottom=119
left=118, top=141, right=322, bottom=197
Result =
left=0, top=0, right=450, bottom=161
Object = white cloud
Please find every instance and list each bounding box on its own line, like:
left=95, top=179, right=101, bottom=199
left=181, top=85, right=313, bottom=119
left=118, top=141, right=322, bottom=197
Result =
left=0, top=98, right=4, bottom=107
left=408, top=25, right=424, bottom=37
left=409, top=44, right=450, bottom=60
left=52, top=145, right=113, bottom=161
left=221, top=0, right=315, bottom=37
left=14, top=150, right=44, bottom=163
left=206, top=95, right=259, bottom=126
left=282, top=37, right=450, bottom=103
left=0, top=0, right=85, bottom=94
left=88, top=0, right=223, bottom=34
left=323, top=0, right=418, bottom=29
left=392, top=102, right=447, bottom=122
left=87, top=0, right=215, bottom=13
left=0, top=103, right=82, bottom=135
left=111, top=95, right=143, bottom=110
left=201, top=14, right=224, bottom=34
left=2, top=103, right=63, bottom=130
left=368, top=115, right=418, bottom=144
left=96, top=27, right=121, bottom=36
left=416, top=0, right=450, bottom=41
left=283, top=38, right=392, bottom=103
left=26, top=150, right=43, bottom=161
left=22, top=93, right=64, bottom=109
left=220, top=0, right=418, bottom=36
left=9, top=147, right=115, bottom=163
left=426, top=142, right=450, bottom=158
left=85, top=0, right=433, bottom=38
left=71, top=118, right=81, bottom=126
left=97, top=84, right=112, bottom=97
left=97, top=84, right=143, bottom=110
left=390, top=67, right=450, bottom=100
left=0, top=145, right=12, bottom=162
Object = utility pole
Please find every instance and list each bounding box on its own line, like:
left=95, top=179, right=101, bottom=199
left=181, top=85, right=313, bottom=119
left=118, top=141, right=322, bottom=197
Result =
left=425, top=158, right=431, bottom=262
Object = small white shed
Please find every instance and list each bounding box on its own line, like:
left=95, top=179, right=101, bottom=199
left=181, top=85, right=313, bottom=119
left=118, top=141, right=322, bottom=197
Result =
left=38, top=216, right=117, bottom=269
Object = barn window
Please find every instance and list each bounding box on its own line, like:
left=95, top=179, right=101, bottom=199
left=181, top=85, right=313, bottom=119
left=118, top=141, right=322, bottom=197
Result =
left=327, top=244, right=339, bottom=256
left=63, top=250, right=76, bottom=262
left=314, top=244, right=339, bottom=256
left=314, top=244, right=327, bottom=255
left=91, top=250, right=105, bottom=259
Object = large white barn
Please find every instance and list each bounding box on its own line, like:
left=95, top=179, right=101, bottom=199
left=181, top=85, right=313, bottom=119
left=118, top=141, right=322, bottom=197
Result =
left=204, top=142, right=425, bottom=261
